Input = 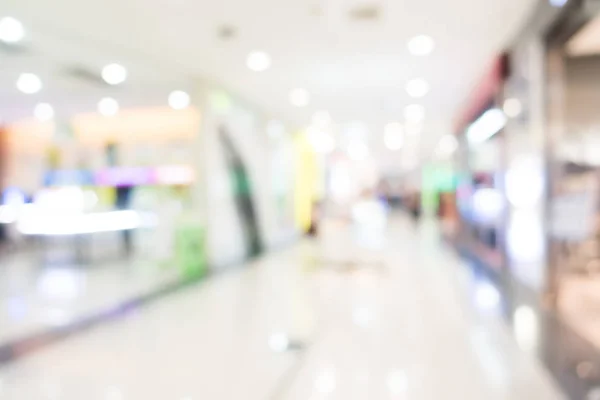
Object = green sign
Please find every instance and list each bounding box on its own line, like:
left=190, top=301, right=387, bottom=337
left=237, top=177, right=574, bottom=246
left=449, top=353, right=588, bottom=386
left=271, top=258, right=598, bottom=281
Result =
left=175, top=224, right=207, bottom=280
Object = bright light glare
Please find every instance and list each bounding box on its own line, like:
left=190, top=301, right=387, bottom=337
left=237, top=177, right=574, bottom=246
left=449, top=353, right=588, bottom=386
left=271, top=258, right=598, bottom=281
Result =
left=404, top=104, right=425, bottom=123
left=549, top=0, right=568, bottom=7
left=384, top=122, right=404, bottom=151
left=503, top=98, right=523, bottom=118
left=0, top=205, right=18, bottom=224
left=168, top=90, right=191, bottom=110
left=513, top=305, right=539, bottom=352
left=387, top=370, right=408, bottom=395
left=505, top=157, right=544, bottom=208
left=17, top=210, right=154, bottom=236
left=289, top=88, right=310, bottom=107
left=408, top=35, right=435, bottom=56
left=98, top=97, right=119, bottom=116
left=474, top=281, right=501, bottom=311
left=472, top=188, right=503, bottom=223
left=406, top=78, right=429, bottom=98
left=16, top=73, right=42, bottom=94
left=507, top=210, right=545, bottom=264
left=35, top=187, right=85, bottom=212
left=246, top=51, right=272, bottom=72
left=0, top=17, right=25, bottom=43
left=466, top=108, right=506, bottom=145
left=102, top=63, right=127, bottom=85
left=268, top=333, right=290, bottom=352
left=37, top=269, right=83, bottom=300
left=34, top=103, right=55, bottom=121
left=347, top=140, right=369, bottom=161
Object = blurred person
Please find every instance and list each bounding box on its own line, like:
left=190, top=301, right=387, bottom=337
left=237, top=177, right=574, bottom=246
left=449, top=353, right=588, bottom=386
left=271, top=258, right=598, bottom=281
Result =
left=409, top=192, right=421, bottom=222
left=308, top=201, right=322, bottom=237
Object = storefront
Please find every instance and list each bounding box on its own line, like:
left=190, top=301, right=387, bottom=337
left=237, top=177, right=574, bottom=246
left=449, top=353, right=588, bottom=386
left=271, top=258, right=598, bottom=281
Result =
left=538, top=0, right=600, bottom=353
left=452, top=55, right=511, bottom=278
left=494, top=1, right=600, bottom=398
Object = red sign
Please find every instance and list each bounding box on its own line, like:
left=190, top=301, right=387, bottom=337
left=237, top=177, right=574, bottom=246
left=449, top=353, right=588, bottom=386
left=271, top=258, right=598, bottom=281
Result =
left=454, top=54, right=510, bottom=133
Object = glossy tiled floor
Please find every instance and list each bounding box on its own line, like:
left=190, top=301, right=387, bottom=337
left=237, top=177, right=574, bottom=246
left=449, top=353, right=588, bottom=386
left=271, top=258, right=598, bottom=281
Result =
left=0, top=247, right=180, bottom=344
left=0, top=216, right=565, bottom=399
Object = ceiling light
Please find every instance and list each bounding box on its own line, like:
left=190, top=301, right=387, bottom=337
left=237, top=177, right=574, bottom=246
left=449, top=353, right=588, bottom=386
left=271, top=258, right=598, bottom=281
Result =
left=102, top=63, right=127, bottom=85
left=34, top=103, right=55, bottom=121
left=436, top=134, right=458, bottom=156
left=407, top=35, right=435, bottom=56
left=16, top=73, right=42, bottom=94
left=347, top=140, right=369, bottom=161
left=168, top=90, right=191, bottom=110
left=406, top=78, right=429, bottom=98
left=246, top=51, right=272, bottom=72
left=503, top=98, right=523, bottom=118
left=289, top=88, right=310, bottom=107
left=98, top=97, right=119, bottom=117
left=404, top=104, right=425, bottom=123
left=467, top=108, right=506, bottom=145
left=0, top=17, right=25, bottom=43
left=384, top=122, right=404, bottom=151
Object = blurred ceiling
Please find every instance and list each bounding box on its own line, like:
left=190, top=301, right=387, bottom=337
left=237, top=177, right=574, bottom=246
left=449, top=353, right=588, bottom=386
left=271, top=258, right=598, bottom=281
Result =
left=0, top=0, right=536, bottom=153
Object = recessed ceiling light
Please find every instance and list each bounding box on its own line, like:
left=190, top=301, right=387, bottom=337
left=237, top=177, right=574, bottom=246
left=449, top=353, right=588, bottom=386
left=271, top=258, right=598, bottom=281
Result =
left=98, top=97, right=119, bottom=117
left=406, top=78, right=429, bottom=98
left=246, top=51, right=272, bottom=72
left=503, top=98, right=523, bottom=118
left=102, top=63, right=127, bottom=85
left=168, top=90, right=191, bottom=110
left=34, top=103, right=54, bottom=121
left=407, top=35, right=435, bottom=56
left=404, top=104, right=425, bottom=123
left=16, top=73, right=42, bottom=94
left=289, top=88, right=310, bottom=107
left=0, top=17, right=25, bottom=43
left=384, top=122, right=404, bottom=151
left=436, top=134, right=458, bottom=156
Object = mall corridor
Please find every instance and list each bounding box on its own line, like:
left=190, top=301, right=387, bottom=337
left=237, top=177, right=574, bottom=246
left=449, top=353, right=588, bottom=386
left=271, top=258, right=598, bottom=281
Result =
left=0, top=216, right=565, bottom=399
left=4, top=0, right=600, bottom=398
